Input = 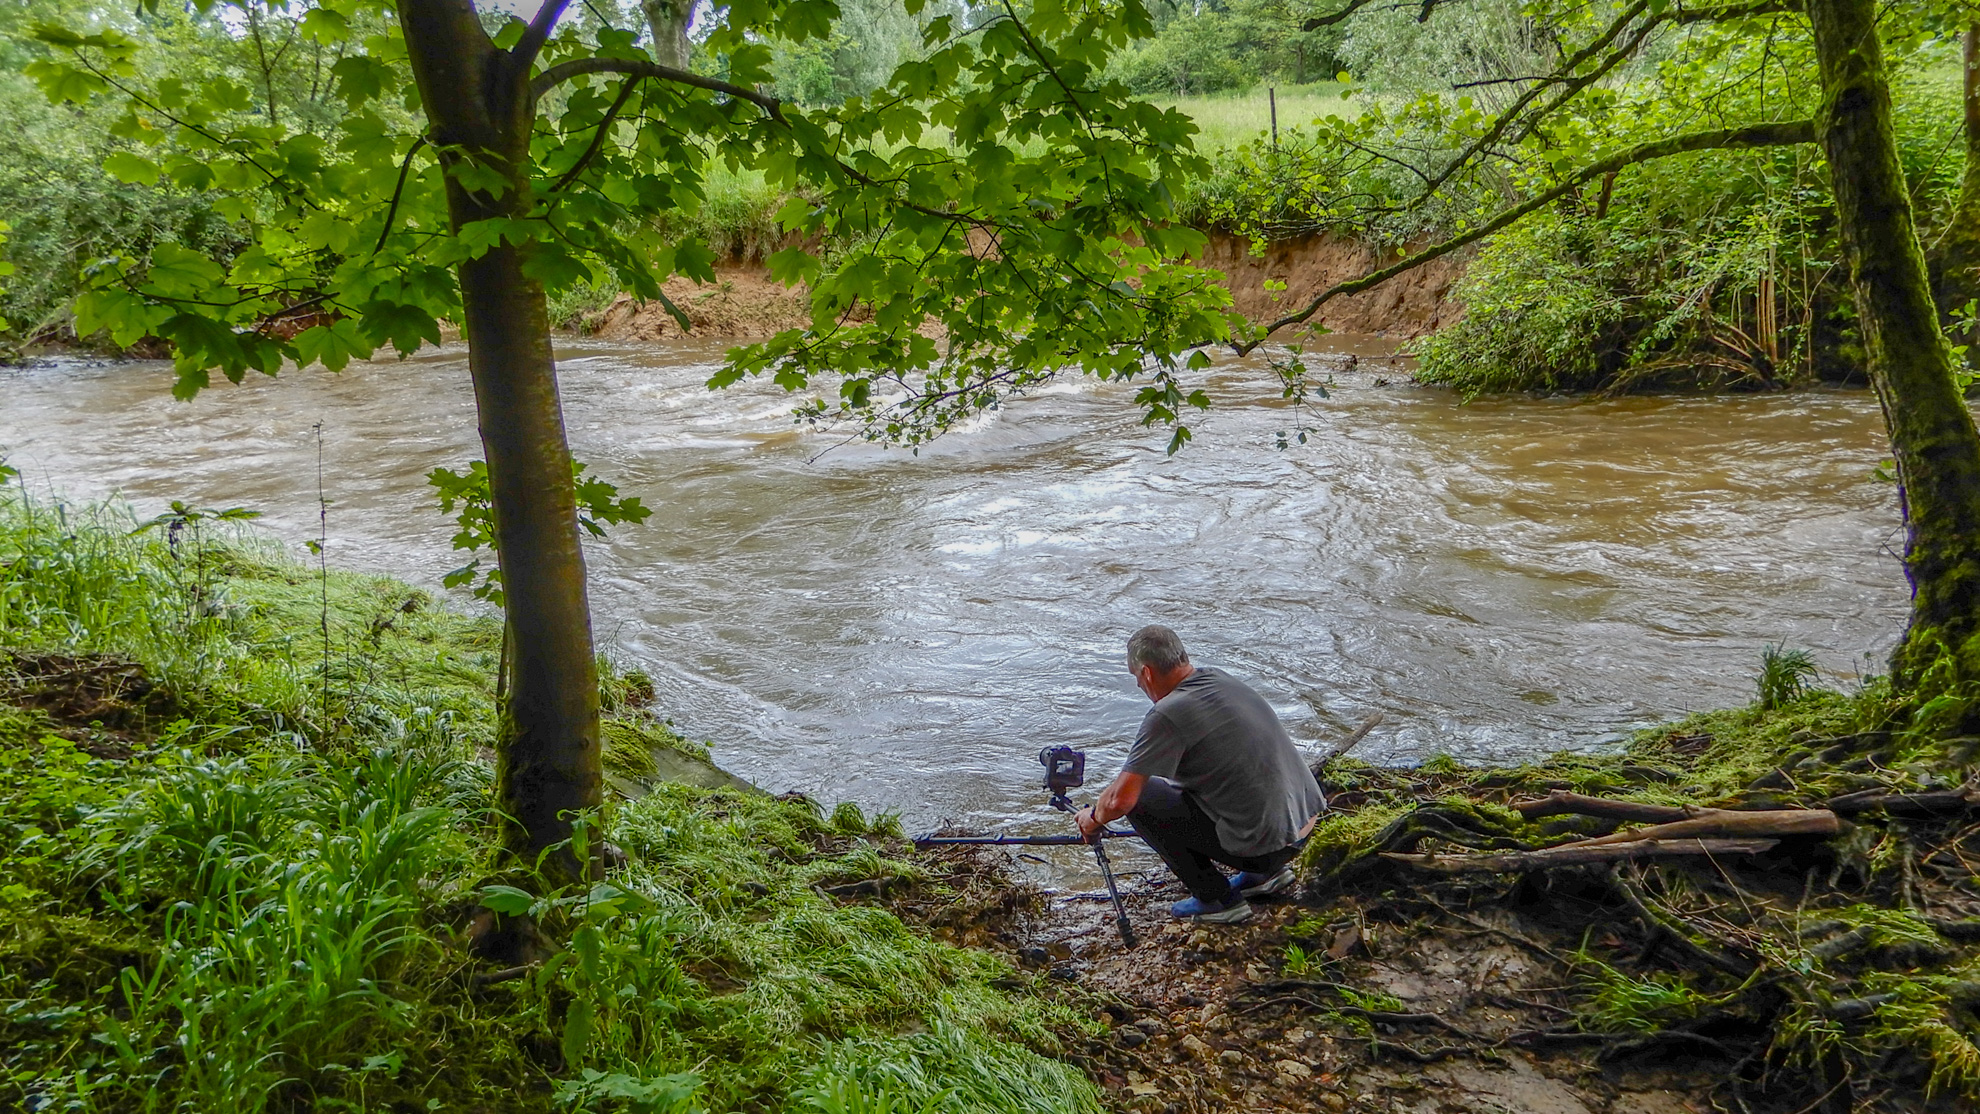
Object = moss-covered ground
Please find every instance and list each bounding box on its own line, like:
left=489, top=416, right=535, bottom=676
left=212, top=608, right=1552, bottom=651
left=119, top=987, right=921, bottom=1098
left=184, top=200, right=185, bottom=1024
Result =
left=0, top=489, right=1099, bottom=1114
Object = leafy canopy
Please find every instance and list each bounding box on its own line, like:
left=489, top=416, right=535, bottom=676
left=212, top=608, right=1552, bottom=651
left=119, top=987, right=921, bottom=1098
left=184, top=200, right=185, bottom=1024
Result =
left=30, top=0, right=1240, bottom=450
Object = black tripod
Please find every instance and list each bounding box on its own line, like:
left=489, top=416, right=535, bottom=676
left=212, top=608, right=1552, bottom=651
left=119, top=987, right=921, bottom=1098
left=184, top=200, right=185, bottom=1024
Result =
left=1039, top=746, right=1137, bottom=948
left=1050, top=787, right=1137, bottom=947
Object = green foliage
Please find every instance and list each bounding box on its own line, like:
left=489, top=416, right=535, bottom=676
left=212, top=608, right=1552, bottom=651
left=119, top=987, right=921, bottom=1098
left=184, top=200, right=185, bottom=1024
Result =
left=1281, top=941, right=1315, bottom=976
left=0, top=493, right=1094, bottom=1113
left=793, top=1023, right=1102, bottom=1114
left=1108, top=0, right=1344, bottom=96
left=429, top=460, right=649, bottom=605
left=766, top=0, right=952, bottom=108
left=29, top=0, right=1235, bottom=447
left=1109, top=10, right=1258, bottom=97
left=1573, top=954, right=1716, bottom=1034
left=1757, top=642, right=1822, bottom=711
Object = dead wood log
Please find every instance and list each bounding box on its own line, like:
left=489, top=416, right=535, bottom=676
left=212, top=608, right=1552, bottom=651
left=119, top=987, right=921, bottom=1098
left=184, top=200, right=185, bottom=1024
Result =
left=1312, top=713, right=1385, bottom=774
left=1512, top=790, right=1699, bottom=822
left=470, top=964, right=536, bottom=988
left=1382, top=838, right=1780, bottom=873
left=1572, top=808, right=1839, bottom=847
left=1825, top=786, right=1980, bottom=815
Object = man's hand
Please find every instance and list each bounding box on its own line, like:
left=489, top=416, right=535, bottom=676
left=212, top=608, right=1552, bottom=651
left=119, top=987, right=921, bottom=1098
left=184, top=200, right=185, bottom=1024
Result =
left=1075, top=805, right=1102, bottom=842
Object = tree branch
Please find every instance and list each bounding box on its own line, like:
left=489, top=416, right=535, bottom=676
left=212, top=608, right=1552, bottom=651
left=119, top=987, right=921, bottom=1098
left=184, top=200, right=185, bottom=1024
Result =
left=1409, top=0, right=1651, bottom=206
left=1405, top=0, right=1805, bottom=213
left=375, top=136, right=429, bottom=252
left=550, top=80, right=637, bottom=193
left=513, top=0, right=575, bottom=71
left=1302, top=0, right=1384, bottom=31
left=1234, top=119, right=1815, bottom=351
left=531, top=56, right=783, bottom=116
left=1385, top=838, right=1780, bottom=872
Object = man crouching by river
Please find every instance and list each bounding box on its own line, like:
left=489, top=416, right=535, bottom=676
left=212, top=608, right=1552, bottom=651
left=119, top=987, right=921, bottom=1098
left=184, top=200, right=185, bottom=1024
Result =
left=1074, top=625, right=1323, bottom=924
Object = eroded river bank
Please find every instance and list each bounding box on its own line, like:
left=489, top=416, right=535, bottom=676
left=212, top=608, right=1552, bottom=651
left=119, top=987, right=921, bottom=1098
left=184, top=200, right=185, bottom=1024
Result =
left=0, top=338, right=1905, bottom=835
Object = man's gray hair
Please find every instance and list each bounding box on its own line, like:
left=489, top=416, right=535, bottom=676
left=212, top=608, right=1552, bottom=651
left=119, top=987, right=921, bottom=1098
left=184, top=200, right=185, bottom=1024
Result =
left=1127, top=625, right=1190, bottom=673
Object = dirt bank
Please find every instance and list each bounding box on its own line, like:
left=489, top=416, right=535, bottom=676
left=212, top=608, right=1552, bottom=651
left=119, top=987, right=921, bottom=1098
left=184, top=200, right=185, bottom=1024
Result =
left=1195, top=231, right=1464, bottom=339
left=589, top=231, right=1462, bottom=343
left=591, top=268, right=823, bottom=341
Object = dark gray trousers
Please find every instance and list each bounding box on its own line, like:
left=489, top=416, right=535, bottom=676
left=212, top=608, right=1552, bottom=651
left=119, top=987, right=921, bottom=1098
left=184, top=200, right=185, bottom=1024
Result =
left=1125, top=776, right=1304, bottom=903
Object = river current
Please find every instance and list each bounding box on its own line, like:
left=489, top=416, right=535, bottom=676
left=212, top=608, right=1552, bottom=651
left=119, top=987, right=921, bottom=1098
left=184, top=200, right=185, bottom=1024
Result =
left=0, top=338, right=1907, bottom=838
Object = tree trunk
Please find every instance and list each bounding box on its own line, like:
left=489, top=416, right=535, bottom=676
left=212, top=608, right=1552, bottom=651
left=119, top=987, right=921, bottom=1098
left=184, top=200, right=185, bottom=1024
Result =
left=398, top=0, right=602, bottom=877
left=640, top=0, right=693, bottom=70
left=1936, top=25, right=1980, bottom=350
left=1808, top=0, right=1980, bottom=710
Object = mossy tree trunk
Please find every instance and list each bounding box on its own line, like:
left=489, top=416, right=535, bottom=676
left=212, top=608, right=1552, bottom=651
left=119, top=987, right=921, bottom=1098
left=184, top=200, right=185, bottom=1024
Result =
left=1808, top=0, right=1980, bottom=713
left=398, top=0, right=602, bottom=877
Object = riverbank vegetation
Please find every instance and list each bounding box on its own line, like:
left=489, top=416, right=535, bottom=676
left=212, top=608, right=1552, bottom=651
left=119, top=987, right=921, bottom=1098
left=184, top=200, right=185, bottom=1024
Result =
left=0, top=485, right=1101, bottom=1112
left=6, top=0, right=1975, bottom=403
left=10, top=1, right=1980, bottom=1108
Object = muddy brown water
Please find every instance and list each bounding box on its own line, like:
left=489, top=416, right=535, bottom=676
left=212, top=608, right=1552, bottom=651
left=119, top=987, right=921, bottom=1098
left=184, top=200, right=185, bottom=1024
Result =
left=0, top=338, right=1906, bottom=845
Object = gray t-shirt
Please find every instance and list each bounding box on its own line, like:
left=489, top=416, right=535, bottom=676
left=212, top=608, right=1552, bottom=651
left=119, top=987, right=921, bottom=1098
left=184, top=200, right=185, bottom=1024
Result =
left=1123, top=667, right=1324, bottom=856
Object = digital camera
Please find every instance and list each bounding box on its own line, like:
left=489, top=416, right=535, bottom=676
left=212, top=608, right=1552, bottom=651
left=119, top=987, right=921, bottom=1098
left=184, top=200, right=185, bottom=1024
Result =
left=1038, top=745, right=1085, bottom=796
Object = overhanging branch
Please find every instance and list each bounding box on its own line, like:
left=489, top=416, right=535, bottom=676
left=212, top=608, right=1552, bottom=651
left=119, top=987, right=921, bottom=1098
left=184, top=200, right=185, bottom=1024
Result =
left=531, top=57, right=784, bottom=117
left=1302, top=0, right=1382, bottom=31
left=1234, top=119, right=1817, bottom=352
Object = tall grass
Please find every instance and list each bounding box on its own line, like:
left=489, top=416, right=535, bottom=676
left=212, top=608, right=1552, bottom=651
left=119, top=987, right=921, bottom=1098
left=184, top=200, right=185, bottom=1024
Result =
left=1149, top=82, right=1361, bottom=151
left=0, top=488, right=1100, bottom=1113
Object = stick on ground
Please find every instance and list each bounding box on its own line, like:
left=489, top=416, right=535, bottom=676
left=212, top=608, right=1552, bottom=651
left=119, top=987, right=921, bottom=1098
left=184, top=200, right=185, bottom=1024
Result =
left=1382, top=837, right=1780, bottom=873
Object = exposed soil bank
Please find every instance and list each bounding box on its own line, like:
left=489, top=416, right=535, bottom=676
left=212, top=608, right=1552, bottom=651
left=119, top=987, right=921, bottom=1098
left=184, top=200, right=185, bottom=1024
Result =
left=593, top=267, right=823, bottom=341
left=1193, top=231, right=1464, bottom=339
left=589, top=231, right=1463, bottom=342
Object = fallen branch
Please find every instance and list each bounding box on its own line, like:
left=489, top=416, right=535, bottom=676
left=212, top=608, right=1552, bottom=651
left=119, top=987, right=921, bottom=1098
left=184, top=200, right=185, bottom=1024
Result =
left=1573, top=809, right=1838, bottom=847
left=1365, top=1038, right=1475, bottom=1063
left=1313, top=713, right=1385, bottom=774
left=1383, top=838, right=1779, bottom=873
left=1826, top=787, right=1980, bottom=816
left=1242, top=992, right=1486, bottom=1041
left=470, top=964, right=535, bottom=988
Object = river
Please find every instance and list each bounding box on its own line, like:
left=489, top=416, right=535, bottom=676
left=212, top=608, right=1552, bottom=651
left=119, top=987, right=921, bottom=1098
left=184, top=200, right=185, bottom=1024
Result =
left=0, top=338, right=1906, bottom=840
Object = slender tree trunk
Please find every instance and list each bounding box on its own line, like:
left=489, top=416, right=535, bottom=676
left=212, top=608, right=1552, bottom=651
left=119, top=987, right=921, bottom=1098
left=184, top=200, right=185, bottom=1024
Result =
left=1808, top=0, right=1980, bottom=703
left=640, top=0, right=693, bottom=70
left=1935, top=25, right=1980, bottom=342
left=398, top=0, right=602, bottom=876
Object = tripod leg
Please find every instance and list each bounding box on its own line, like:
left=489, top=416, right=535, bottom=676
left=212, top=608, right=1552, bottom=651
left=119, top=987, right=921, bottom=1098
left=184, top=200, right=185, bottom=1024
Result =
left=1091, top=839, right=1137, bottom=948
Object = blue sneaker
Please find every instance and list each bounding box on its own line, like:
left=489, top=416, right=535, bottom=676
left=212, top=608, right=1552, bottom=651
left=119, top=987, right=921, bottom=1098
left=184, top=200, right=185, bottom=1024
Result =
left=1170, top=893, right=1254, bottom=923
left=1230, top=866, right=1296, bottom=899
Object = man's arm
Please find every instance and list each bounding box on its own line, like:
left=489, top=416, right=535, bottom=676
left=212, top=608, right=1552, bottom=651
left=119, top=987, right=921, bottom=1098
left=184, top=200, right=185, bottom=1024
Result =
left=1076, top=770, right=1147, bottom=839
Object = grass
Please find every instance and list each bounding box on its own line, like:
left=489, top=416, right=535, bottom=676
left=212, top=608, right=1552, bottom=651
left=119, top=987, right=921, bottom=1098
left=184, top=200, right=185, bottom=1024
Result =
left=1147, top=82, right=1363, bottom=151
left=0, top=484, right=1100, bottom=1114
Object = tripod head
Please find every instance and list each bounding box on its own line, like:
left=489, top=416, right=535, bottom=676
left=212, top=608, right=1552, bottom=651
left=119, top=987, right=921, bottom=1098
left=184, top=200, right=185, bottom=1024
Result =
left=1039, top=745, right=1085, bottom=812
